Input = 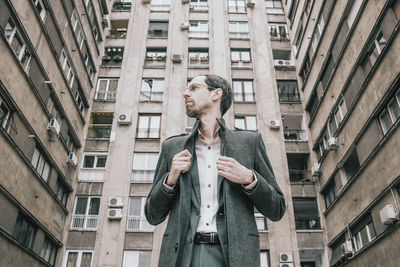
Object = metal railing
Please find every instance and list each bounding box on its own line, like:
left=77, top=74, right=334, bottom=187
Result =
left=127, top=216, right=154, bottom=230
left=289, top=169, right=312, bottom=182
left=113, top=1, right=132, bottom=11
left=137, top=128, right=160, bottom=139
left=86, top=124, right=112, bottom=139
left=71, top=215, right=98, bottom=229
left=108, top=28, right=127, bottom=38
left=295, top=217, right=321, bottom=230
left=131, top=170, right=155, bottom=182
left=139, top=91, right=163, bottom=102
left=283, top=129, right=308, bottom=141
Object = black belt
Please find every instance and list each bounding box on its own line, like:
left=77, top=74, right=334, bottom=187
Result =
left=194, top=232, right=220, bottom=244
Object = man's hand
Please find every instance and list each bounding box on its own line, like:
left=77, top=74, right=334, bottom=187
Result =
left=166, top=149, right=192, bottom=186
left=216, top=156, right=254, bottom=185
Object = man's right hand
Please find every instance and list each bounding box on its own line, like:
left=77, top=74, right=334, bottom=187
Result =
left=166, top=149, right=192, bottom=186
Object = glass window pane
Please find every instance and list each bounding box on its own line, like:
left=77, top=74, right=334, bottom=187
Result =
left=96, top=156, right=107, bottom=168
left=75, top=197, right=88, bottom=214
left=31, top=148, right=40, bottom=169
left=133, top=154, right=146, bottom=170
left=138, top=116, right=149, bottom=129
left=138, top=251, right=152, bottom=267
left=81, top=252, right=92, bottom=267
left=379, top=110, right=392, bottom=134
left=246, top=116, right=257, bottom=130
left=388, top=99, right=400, bottom=121
left=123, top=251, right=139, bottom=267
left=66, top=252, right=78, bottom=267
left=97, top=80, right=108, bottom=99
left=129, top=197, right=142, bottom=216
left=241, top=51, right=250, bottom=61
left=235, top=118, right=245, bottom=129
left=83, top=155, right=95, bottom=168
left=89, top=198, right=100, bottom=215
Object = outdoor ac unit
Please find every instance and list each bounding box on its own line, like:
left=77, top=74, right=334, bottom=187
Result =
left=142, top=0, right=150, bottom=4
left=47, top=118, right=60, bottom=135
left=180, top=22, right=189, bottom=30
left=279, top=253, right=293, bottom=263
left=109, top=197, right=123, bottom=208
left=172, top=54, right=183, bottom=63
left=274, top=59, right=294, bottom=67
left=341, top=240, right=353, bottom=257
left=102, top=15, right=109, bottom=28
left=311, top=163, right=321, bottom=177
left=268, top=119, right=280, bottom=130
left=328, top=137, right=338, bottom=151
left=379, top=205, right=398, bottom=225
left=246, top=0, right=255, bottom=8
left=108, top=208, right=122, bottom=220
left=67, top=152, right=78, bottom=167
left=280, top=264, right=293, bottom=267
left=118, top=113, right=132, bottom=125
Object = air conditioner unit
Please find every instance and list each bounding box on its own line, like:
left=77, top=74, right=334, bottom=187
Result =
left=118, top=113, right=132, bottom=125
left=341, top=240, right=353, bottom=257
left=180, top=22, right=189, bottom=30
left=108, top=208, right=122, bottom=220
left=67, top=152, right=78, bottom=167
left=102, top=15, right=109, bottom=28
left=142, top=0, right=150, bottom=4
left=279, top=253, right=293, bottom=263
left=47, top=118, right=60, bottom=135
left=280, top=264, right=293, bottom=267
left=311, top=163, right=321, bottom=177
left=274, top=59, right=294, bottom=67
left=379, top=205, right=398, bottom=225
left=268, top=119, right=280, bottom=130
left=246, top=0, right=255, bottom=8
left=109, top=197, right=123, bottom=208
left=327, top=137, right=338, bottom=150
left=172, top=54, right=183, bottom=63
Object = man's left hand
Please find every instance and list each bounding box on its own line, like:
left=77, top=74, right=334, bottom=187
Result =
left=216, top=156, right=254, bottom=185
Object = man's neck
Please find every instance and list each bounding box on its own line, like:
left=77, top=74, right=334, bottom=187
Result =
left=199, top=115, right=220, bottom=141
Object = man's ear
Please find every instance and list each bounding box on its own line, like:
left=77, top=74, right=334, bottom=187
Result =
left=212, top=88, right=223, bottom=99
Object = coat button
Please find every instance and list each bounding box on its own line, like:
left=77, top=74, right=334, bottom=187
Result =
left=175, top=243, right=178, bottom=252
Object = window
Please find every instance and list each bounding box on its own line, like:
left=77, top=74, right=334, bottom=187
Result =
left=63, top=251, right=93, bottom=267
left=260, top=251, right=270, bottom=267
left=229, top=22, right=249, bottom=39
left=137, top=114, right=161, bottom=138
left=4, top=18, right=31, bottom=71
left=378, top=89, right=400, bottom=135
left=145, top=48, right=167, bottom=65
left=188, top=48, right=209, bottom=66
left=293, top=198, right=321, bottom=230
left=190, top=0, right=208, bottom=11
left=0, top=95, right=12, bottom=133
left=71, top=196, right=100, bottom=229
left=331, top=97, right=348, bottom=132
left=151, top=0, right=171, bottom=11
left=85, top=0, right=93, bottom=17
left=59, top=49, right=74, bottom=88
left=320, top=56, right=335, bottom=89
left=265, top=0, right=283, bottom=14
left=13, top=213, right=37, bottom=249
left=75, top=91, right=85, bottom=117
left=132, top=153, right=159, bottom=182
left=189, top=21, right=209, bottom=38
left=233, top=80, right=254, bottom=102
left=86, top=112, right=113, bottom=139
left=277, top=80, right=299, bottom=102
left=55, top=179, right=68, bottom=206
left=323, top=179, right=337, bottom=209
left=71, top=10, right=84, bottom=50
left=315, top=129, right=328, bottom=161
left=82, top=154, right=107, bottom=169
left=269, top=23, right=289, bottom=40
left=140, top=79, right=164, bottom=101
left=228, top=0, right=246, bottom=13
left=34, top=0, right=46, bottom=21
left=287, top=154, right=309, bottom=182
left=31, top=147, right=51, bottom=182
left=102, top=47, right=124, bottom=65
left=148, top=21, right=168, bottom=38
left=108, top=20, right=128, bottom=38
left=343, top=148, right=360, bottom=179
left=122, top=250, right=152, bottom=267
left=282, top=114, right=307, bottom=141
left=231, top=49, right=251, bottom=67
left=306, top=91, right=319, bottom=118
left=234, top=115, right=257, bottom=131
left=40, top=237, right=57, bottom=266
left=113, top=0, right=132, bottom=11
left=299, top=53, right=311, bottom=80
left=95, top=78, right=118, bottom=101
left=292, top=24, right=303, bottom=56
left=127, top=197, right=154, bottom=230
left=351, top=214, right=376, bottom=252
left=311, top=16, right=325, bottom=53
left=84, top=54, right=95, bottom=80
left=346, top=0, right=363, bottom=28
left=255, top=212, right=267, bottom=230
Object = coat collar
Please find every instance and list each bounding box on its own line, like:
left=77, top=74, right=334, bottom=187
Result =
left=186, top=117, right=227, bottom=142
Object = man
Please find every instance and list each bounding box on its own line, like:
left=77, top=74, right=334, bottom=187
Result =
left=145, top=74, right=285, bottom=267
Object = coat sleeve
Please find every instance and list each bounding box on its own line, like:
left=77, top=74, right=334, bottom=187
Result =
left=144, top=141, right=177, bottom=225
left=243, top=133, right=286, bottom=221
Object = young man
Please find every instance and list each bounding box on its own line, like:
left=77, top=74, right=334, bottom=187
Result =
left=145, top=74, right=285, bottom=267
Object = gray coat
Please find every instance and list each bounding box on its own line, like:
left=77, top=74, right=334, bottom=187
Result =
left=145, top=118, right=285, bottom=267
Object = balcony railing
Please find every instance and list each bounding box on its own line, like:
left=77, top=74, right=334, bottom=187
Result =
left=234, top=92, right=255, bottom=102
left=139, top=91, right=163, bottom=102
left=189, top=2, right=208, bottom=11
left=113, top=1, right=132, bottom=11
left=127, top=215, right=154, bottom=230
left=131, top=170, right=155, bottom=182
left=289, top=169, right=312, bottom=182
left=284, top=129, right=308, bottom=141
left=137, top=128, right=160, bottom=139
left=79, top=169, right=105, bottom=181
left=86, top=124, right=112, bottom=139
left=71, top=215, right=98, bottom=230
left=295, top=217, right=321, bottom=230
left=145, top=56, right=166, bottom=66
left=108, top=28, right=127, bottom=38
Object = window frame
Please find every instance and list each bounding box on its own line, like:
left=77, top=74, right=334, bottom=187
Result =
left=136, top=114, right=161, bottom=139
left=95, top=78, right=119, bottom=101
left=231, top=49, right=251, bottom=67
left=232, top=80, right=255, bottom=102
left=228, top=22, right=249, bottom=39
left=126, top=197, right=154, bottom=231
left=63, top=250, right=94, bottom=267
left=81, top=153, right=108, bottom=169
left=234, top=115, right=257, bottom=131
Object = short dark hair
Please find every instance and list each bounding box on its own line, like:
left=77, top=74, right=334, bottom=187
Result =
left=204, top=74, right=233, bottom=116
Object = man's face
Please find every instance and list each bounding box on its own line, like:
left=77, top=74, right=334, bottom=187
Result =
left=183, top=76, right=216, bottom=118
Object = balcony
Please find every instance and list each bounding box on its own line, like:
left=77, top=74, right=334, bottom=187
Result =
left=107, top=28, right=127, bottom=39
left=295, top=216, right=321, bottom=230
left=86, top=124, right=112, bottom=139
left=127, top=215, right=154, bottom=230
left=131, top=170, right=155, bottom=183
left=71, top=215, right=98, bottom=230
left=289, top=169, right=312, bottom=183
left=189, top=2, right=208, bottom=11
left=102, top=47, right=124, bottom=66
left=113, top=1, right=132, bottom=11
left=284, top=129, right=308, bottom=141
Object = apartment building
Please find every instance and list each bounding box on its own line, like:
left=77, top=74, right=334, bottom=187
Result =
left=287, top=0, right=400, bottom=266
left=0, top=0, right=106, bottom=266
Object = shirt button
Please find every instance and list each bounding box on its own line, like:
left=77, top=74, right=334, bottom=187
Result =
left=207, top=204, right=210, bottom=208
left=208, top=146, right=211, bottom=150
left=208, top=165, right=211, bottom=168
left=208, top=184, right=211, bottom=188
left=206, top=223, right=209, bottom=226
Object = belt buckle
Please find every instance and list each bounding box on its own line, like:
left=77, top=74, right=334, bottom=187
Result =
left=210, top=232, right=215, bottom=244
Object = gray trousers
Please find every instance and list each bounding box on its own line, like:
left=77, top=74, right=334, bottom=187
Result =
left=190, top=243, right=227, bottom=267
